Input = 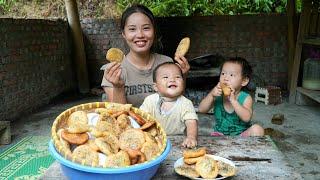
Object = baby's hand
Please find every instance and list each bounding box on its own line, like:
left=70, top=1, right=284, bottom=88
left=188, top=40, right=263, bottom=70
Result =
left=210, top=83, right=222, bottom=97
left=182, top=137, right=197, bottom=148
left=228, top=86, right=237, bottom=103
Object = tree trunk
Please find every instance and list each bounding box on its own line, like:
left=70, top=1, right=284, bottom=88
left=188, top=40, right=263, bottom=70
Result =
left=287, top=0, right=297, bottom=90
left=65, top=0, right=89, bottom=93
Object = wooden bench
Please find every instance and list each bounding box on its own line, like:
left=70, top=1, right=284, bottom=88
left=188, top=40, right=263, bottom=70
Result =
left=41, top=136, right=301, bottom=179
left=0, top=121, right=11, bottom=145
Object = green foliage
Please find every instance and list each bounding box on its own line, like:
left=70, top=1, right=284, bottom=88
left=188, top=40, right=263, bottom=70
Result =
left=116, top=0, right=191, bottom=16
left=116, top=0, right=302, bottom=17
left=0, top=0, right=303, bottom=18
left=0, top=0, right=16, bottom=13
left=296, top=0, right=302, bottom=12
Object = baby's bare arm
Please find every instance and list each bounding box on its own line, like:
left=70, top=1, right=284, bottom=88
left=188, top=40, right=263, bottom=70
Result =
left=231, top=95, right=253, bottom=122
left=198, top=84, right=222, bottom=113
left=182, top=120, right=198, bottom=148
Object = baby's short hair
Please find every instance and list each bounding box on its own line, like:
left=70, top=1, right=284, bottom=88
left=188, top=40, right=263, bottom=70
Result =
left=153, top=62, right=183, bottom=82
left=220, top=57, right=252, bottom=79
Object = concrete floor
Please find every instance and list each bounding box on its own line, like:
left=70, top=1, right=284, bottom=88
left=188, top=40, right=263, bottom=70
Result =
left=1, top=94, right=319, bottom=179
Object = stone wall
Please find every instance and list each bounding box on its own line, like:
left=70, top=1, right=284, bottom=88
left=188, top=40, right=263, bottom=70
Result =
left=81, top=19, right=125, bottom=87
left=0, top=14, right=290, bottom=120
left=0, top=18, right=76, bottom=121
left=82, top=14, right=289, bottom=89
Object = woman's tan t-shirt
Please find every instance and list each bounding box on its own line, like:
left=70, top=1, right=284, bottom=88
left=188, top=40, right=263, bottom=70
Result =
left=101, top=53, right=173, bottom=107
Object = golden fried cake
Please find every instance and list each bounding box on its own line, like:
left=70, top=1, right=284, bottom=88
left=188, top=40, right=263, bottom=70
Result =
left=95, top=119, right=122, bottom=137
left=119, top=129, right=145, bottom=150
left=98, top=113, right=116, bottom=124
left=126, top=148, right=146, bottom=165
left=220, top=83, right=231, bottom=96
left=154, top=135, right=164, bottom=150
left=183, top=147, right=206, bottom=159
left=101, top=131, right=120, bottom=153
left=67, top=123, right=90, bottom=134
left=67, top=111, right=89, bottom=133
left=175, top=37, right=190, bottom=57
left=106, top=48, right=124, bottom=63
left=175, top=165, right=200, bottom=178
left=68, top=111, right=88, bottom=125
left=86, top=139, right=100, bottom=152
left=146, top=125, right=159, bottom=137
left=89, top=127, right=104, bottom=138
left=104, top=150, right=131, bottom=168
left=140, top=121, right=155, bottom=130
left=95, top=137, right=113, bottom=155
left=143, top=132, right=157, bottom=144
left=96, top=119, right=113, bottom=132
left=183, top=156, right=204, bottom=165
left=61, top=129, right=89, bottom=145
left=111, top=110, right=128, bottom=118
left=116, top=114, right=130, bottom=129
left=141, top=141, right=160, bottom=161
left=94, top=108, right=110, bottom=115
left=217, top=160, right=236, bottom=177
left=57, top=129, right=71, bottom=154
left=72, top=144, right=99, bottom=166
left=195, top=156, right=218, bottom=179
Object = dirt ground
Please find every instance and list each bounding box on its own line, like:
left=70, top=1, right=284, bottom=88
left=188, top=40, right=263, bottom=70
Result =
left=198, top=101, right=320, bottom=179
left=252, top=102, right=320, bottom=179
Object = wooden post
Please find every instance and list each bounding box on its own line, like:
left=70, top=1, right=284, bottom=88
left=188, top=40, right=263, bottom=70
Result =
left=64, top=0, right=89, bottom=93
left=288, top=0, right=312, bottom=103
left=287, top=0, right=297, bottom=90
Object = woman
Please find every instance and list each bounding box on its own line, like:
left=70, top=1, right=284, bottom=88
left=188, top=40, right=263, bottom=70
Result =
left=101, top=4, right=190, bottom=107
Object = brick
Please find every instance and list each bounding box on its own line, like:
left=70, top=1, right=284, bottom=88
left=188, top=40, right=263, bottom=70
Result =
left=1, top=15, right=291, bottom=121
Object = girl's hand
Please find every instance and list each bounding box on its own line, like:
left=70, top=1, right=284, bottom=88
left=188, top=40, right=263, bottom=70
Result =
left=228, top=86, right=237, bottom=103
left=174, top=55, right=190, bottom=75
left=103, top=62, right=124, bottom=88
left=182, top=137, right=197, bottom=148
left=210, top=82, right=223, bottom=97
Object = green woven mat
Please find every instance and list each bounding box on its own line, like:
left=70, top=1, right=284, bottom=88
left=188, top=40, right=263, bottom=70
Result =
left=0, top=136, right=54, bottom=180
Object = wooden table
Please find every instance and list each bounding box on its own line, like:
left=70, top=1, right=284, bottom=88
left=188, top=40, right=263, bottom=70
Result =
left=41, top=135, right=301, bottom=179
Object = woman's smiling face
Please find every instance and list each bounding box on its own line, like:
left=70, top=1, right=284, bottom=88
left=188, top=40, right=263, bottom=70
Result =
left=122, top=12, right=155, bottom=55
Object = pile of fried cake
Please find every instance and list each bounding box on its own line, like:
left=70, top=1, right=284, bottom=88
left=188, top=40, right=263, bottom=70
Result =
left=175, top=147, right=236, bottom=179
left=54, top=104, right=165, bottom=167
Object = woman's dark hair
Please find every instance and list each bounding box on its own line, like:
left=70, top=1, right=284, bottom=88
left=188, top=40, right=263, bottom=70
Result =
left=153, top=62, right=183, bottom=82
left=121, top=4, right=160, bottom=52
left=220, top=57, right=252, bottom=79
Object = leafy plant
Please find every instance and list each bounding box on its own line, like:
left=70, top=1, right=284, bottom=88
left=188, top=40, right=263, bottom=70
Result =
left=116, top=0, right=191, bottom=16
left=0, top=0, right=16, bottom=14
left=0, top=0, right=303, bottom=18
left=116, top=0, right=301, bottom=17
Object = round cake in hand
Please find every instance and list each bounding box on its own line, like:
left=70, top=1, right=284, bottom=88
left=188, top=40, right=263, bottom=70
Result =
left=175, top=37, right=190, bottom=57
left=106, top=48, right=124, bottom=63
left=220, top=83, right=231, bottom=96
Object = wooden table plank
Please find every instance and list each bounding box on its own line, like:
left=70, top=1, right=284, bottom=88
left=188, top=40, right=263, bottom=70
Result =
left=155, top=136, right=301, bottom=179
left=41, top=136, right=301, bottom=179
